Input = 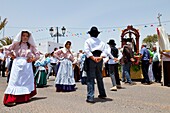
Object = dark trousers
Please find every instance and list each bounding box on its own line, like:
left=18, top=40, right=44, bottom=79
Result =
left=51, top=63, right=57, bottom=76
left=152, top=61, right=161, bottom=82
left=0, top=60, right=6, bottom=77
left=74, top=65, right=80, bottom=82
left=163, top=61, right=170, bottom=86
left=108, top=64, right=121, bottom=86
left=7, top=60, right=13, bottom=83
left=141, top=60, right=150, bottom=83
left=86, top=59, right=106, bottom=101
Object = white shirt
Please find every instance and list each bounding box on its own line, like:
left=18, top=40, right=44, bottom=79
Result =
left=84, top=37, right=107, bottom=58
left=50, top=56, right=58, bottom=63
left=108, top=47, right=123, bottom=64
left=0, top=52, right=5, bottom=60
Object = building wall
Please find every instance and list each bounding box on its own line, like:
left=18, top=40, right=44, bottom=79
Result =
left=37, top=41, right=63, bottom=54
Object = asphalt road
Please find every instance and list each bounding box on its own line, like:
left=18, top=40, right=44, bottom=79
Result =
left=0, top=76, right=170, bottom=113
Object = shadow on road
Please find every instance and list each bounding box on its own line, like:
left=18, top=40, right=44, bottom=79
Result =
left=36, top=85, right=53, bottom=88
left=16, top=97, right=47, bottom=106
left=118, top=87, right=126, bottom=89
left=30, top=97, right=47, bottom=102
left=94, top=97, right=113, bottom=103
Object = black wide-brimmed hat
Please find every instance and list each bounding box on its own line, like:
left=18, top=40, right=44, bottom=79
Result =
left=107, top=39, right=116, bottom=45
left=88, top=26, right=100, bottom=35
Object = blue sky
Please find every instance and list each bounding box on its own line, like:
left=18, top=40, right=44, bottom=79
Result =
left=1, top=0, right=170, bottom=52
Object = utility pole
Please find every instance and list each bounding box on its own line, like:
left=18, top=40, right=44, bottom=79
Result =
left=56, top=27, right=59, bottom=43
left=157, top=13, right=162, bottom=26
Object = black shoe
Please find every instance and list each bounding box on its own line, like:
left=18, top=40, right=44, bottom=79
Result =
left=143, top=82, right=151, bottom=85
left=141, top=79, right=146, bottom=84
left=125, top=82, right=136, bottom=85
left=122, top=80, right=126, bottom=82
left=86, top=99, right=95, bottom=103
left=129, top=82, right=137, bottom=85
left=156, top=80, right=161, bottom=83
left=4, top=102, right=16, bottom=107
left=98, top=95, right=107, bottom=99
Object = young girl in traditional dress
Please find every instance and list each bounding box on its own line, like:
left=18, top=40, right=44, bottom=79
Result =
left=34, top=54, right=48, bottom=88
left=3, top=30, right=40, bottom=106
left=54, top=41, right=76, bottom=92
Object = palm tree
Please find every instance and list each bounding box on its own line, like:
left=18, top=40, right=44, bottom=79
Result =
left=0, top=18, right=7, bottom=30
left=0, top=37, right=13, bottom=48
left=0, top=18, right=10, bottom=47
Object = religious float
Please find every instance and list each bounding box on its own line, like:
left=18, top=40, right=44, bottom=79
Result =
left=120, top=25, right=143, bottom=80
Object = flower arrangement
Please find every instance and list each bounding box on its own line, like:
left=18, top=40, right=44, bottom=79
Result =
left=131, top=55, right=141, bottom=72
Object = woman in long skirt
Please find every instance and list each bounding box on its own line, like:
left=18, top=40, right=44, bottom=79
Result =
left=54, top=41, right=76, bottom=92
left=3, top=30, right=40, bottom=106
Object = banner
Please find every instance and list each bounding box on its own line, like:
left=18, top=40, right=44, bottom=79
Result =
left=157, top=26, right=170, bottom=51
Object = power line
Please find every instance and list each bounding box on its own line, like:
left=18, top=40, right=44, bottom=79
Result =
left=5, top=20, right=170, bottom=30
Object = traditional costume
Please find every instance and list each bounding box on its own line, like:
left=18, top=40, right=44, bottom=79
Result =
left=54, top=41, right=75, bottom=92
left=34, top=57, right=49, bottom=87
left=3, top=30, right=40, bottom=106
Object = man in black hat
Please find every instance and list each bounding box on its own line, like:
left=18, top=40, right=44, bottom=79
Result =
left=84, top=26, right=107, bottom=103
left=107, top=39, right=121, bottom=91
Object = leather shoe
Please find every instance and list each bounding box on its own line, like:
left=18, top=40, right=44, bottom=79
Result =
left=4, top=102, right=16, bottom=107
left=98, top=95, right=107, bottom=99
left=143, top=82, right=151, bottom=85
left=86, top=99, right=95, bottom=103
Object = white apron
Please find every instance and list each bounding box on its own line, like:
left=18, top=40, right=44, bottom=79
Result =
left=5, top=57, right=34, bottom=95
left=55, top=59, right=75, bottom=85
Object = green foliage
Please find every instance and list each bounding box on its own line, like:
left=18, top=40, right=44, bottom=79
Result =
left=143, top=34, right=158, bottom=43
left=0, top=37, right=13, bottom=47
left=131, top=64, right=140, bottom=72
left=143, top=34, right=158, bottom=49
left=0, top=18, right=7, bottom=30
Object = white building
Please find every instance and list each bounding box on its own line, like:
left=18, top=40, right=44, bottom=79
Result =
left=37, top=41, right=63, bottom=54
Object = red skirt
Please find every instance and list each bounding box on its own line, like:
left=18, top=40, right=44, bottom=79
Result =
left=3, top=87, right=37, bottom=104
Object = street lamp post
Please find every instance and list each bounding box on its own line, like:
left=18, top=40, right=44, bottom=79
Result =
left=49, top=26, right=66, bottom=43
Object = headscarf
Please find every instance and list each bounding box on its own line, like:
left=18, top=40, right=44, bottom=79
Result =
left=13, top=30, right=36, bottom=47
left=61, top=40, right=72, bottom=54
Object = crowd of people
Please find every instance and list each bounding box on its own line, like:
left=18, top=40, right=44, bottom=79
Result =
left=1, top=26, right=170, bottom=106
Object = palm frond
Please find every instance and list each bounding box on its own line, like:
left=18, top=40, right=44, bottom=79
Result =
left=0, top=37, right=13, bottom=47
left=0, top=18, right=8, bottom=30
left=0, top=40, right=7, bottom=46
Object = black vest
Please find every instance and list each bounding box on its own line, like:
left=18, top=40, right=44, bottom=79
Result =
left=92, top=50, right=102, bottom=57
left=110, top=46, right=118, bottom=58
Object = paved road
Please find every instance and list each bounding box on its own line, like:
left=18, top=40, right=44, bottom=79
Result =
left=0, top=76, right=170, bottom=113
